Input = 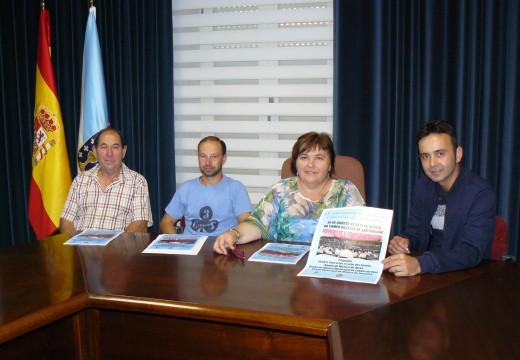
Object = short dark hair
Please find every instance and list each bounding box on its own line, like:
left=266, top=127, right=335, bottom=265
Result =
left=290, top=132, right=335, bottom=175
left=198, top=136, right=227, bottom=155
left=94, top=127, right=127, bottom=148
left=416, top=120, right=458, bottom=150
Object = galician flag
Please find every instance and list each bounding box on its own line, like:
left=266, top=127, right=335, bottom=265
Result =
left=77, top=5, right=109, bottom=172
left=29, top=8, right=72, bottom=239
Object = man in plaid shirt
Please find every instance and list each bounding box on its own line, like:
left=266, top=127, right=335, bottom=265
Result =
left=60, top=128, right=153, bottom=234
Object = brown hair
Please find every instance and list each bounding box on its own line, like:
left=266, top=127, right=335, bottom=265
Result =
left=198, top=136, right=227, bottom=155
left=290, top=132, right=335, bottom=175
left=94, top=127, right=126, bottom=148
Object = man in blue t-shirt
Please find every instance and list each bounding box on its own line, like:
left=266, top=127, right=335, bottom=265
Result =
left=160, top=136, right=251, bottom=236
left=382, top=120, right=496, bottom=276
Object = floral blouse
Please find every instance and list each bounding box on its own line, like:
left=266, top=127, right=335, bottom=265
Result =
left=245, top=177, right=365, bottom=242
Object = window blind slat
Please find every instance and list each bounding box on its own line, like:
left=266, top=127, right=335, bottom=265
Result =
left=175, top=121, right=332, bottom=134
left=174, top=8, right=332, bottom=28
left=174, top=27, right=332, bottom=47
left=175, top=103, right=332, bottom=116
left=175, top=46, right=333, bottom=63
left=176, top=138, right=297, bottom=153
left=174, top=84, right=333, bottom=98
left=174, top=65, right=332, bottom=81
left=173, top=0, right=327, bottom=11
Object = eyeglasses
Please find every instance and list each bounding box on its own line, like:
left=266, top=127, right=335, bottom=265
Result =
left=232, top=243, right=245, bottom=263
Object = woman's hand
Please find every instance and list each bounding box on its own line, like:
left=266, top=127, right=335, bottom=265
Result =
left=213, top=230, right=237, bottom=255
left=213, top=223, right=261, bottom=255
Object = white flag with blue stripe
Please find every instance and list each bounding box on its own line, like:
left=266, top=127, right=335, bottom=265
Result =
left=78, top=6, right=109, bottom=172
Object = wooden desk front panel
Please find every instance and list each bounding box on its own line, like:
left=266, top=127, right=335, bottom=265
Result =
left=0, top=316, right=77, bottom=360
left=336, top=262, right=520, bottom=359
left=97, top=309, right=328, bottom=359
left=0, top=234, right=87, bottom=345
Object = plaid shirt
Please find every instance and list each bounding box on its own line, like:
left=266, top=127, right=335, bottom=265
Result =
left=61, top=163, right=153, bottom=231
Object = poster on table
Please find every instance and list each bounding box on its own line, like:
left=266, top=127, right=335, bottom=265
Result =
left=64, top=229, right=122, bottom=246
left=298, top=206, right=393, bottom=284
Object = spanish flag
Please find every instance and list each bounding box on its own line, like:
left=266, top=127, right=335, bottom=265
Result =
left=28, top=8, right=72, bottom=239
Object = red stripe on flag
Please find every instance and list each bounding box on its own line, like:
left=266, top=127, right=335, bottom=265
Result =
left=28, top=178, right=57, bottom=239
left=37, top=10, right=59, bottom=97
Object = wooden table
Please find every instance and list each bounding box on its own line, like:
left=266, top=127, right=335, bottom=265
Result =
left=1, top=233, right=519, bottom=359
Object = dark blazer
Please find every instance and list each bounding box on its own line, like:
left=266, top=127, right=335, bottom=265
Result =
left=402, top=168, right=496, bottom=274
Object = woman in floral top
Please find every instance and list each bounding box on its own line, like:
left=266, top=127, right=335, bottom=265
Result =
left=213, top=132, right=365, bottom=255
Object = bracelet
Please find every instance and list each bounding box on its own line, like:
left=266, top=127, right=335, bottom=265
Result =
left=229, top=228, right=240, bottom=244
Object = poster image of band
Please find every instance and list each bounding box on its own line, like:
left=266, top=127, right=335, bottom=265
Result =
left=317, top=229, right=383, bottom=261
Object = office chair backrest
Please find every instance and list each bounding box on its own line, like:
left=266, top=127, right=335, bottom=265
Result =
left=491, top=215, right=508, bottom=260
left=281, top=155, right=366, bottom=201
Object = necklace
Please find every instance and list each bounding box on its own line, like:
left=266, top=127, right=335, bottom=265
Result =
left=298, top=178, right=332, bottom=202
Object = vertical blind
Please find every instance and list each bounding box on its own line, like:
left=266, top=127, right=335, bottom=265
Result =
left=172, top=0, right=334, bottom=204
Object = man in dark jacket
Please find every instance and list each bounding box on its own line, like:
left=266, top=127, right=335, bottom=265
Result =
left=382, top=120, right=496, bottom=276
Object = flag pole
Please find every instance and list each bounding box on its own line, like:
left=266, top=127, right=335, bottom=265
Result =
left=41, top=0, right=45, bottom=9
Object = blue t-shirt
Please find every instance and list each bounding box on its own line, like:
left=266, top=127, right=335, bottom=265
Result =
left=165, top=176, right=251, bottom=236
